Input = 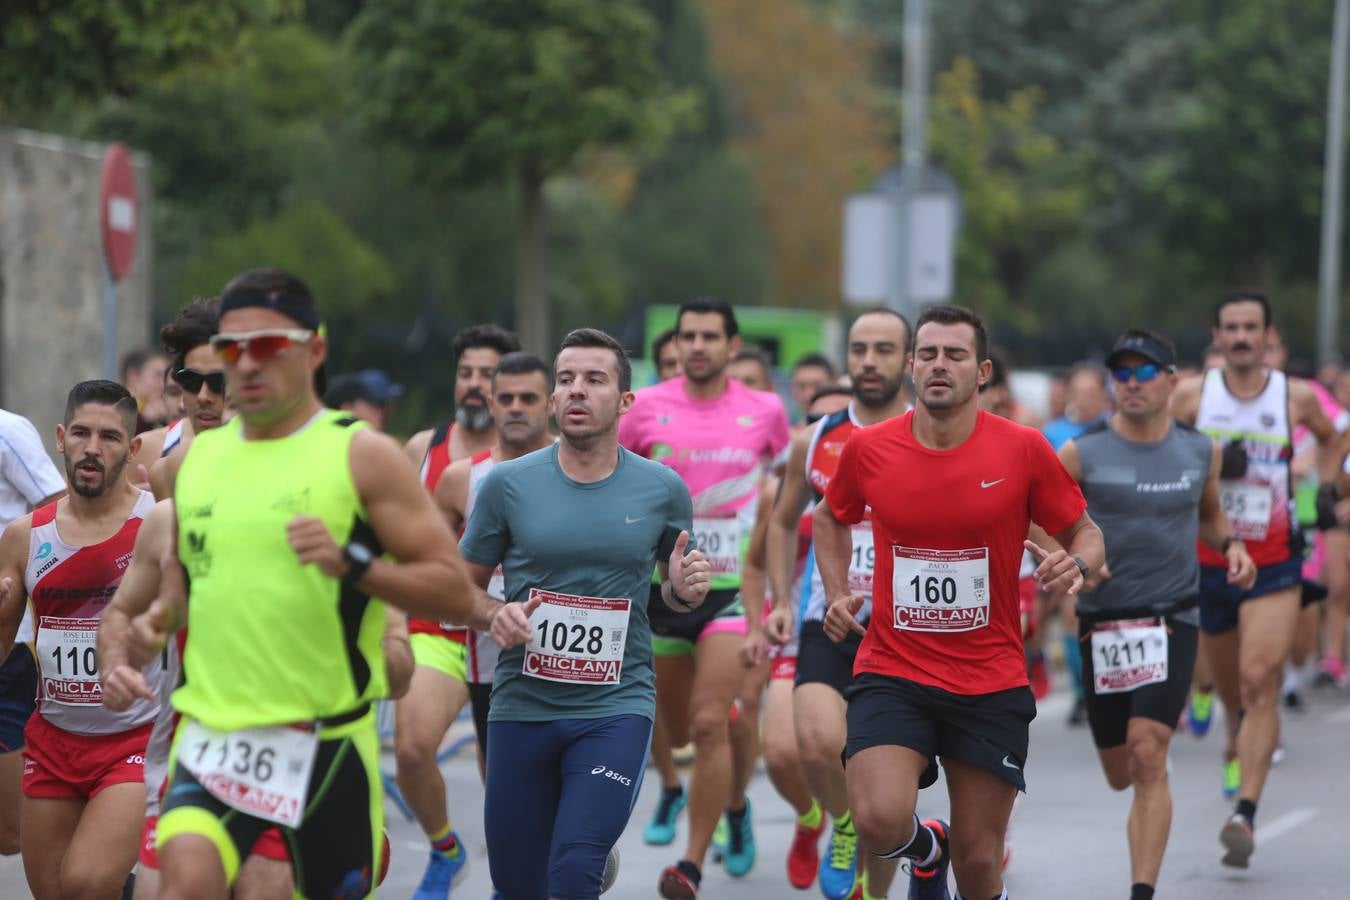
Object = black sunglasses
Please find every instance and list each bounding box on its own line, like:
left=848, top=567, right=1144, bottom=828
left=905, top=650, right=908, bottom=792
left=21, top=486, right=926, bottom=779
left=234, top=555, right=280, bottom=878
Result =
left=174, top=368, right=226, bottom=395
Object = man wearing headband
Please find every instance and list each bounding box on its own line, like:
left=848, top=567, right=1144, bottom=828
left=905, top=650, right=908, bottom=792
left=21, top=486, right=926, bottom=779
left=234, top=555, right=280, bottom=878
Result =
left=1171, top=291, right=1346, bottom=869
left=99, top=267, right=476, bottom=899
left=1058, top=329, right=1255, bottom=899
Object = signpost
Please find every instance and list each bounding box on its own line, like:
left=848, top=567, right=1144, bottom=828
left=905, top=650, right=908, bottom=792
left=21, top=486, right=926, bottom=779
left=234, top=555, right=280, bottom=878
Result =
left=99, top=143, right=138, bottom=380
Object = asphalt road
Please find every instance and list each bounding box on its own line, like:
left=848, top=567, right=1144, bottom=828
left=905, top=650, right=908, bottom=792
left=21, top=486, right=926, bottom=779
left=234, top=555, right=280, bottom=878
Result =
left=1, top=687, right=1346, bottom=898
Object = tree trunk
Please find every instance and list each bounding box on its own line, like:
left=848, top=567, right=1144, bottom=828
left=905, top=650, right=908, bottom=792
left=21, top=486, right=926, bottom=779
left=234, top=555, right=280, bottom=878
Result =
left=514, top=165, right=549, bottom=356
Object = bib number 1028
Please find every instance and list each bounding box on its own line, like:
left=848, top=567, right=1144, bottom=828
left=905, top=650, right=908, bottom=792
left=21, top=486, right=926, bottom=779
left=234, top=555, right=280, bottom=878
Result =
left=535, top=620, right=605, bottom=656
left=908, top=574, right=958, bottom=605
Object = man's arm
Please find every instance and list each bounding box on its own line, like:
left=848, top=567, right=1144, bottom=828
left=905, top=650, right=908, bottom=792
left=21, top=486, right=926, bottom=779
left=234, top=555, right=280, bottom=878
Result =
left=767, top=429, right=815, bottom=614
left=291, top=430, right=476, bottom=622
left=1026, top=512, right=1106, bottom=595
left=1169, top=375, right=1203, bottom=426
left=1196, top=441, right=1258, bottom=589
left=432, top=457, right=472, bottom=535
left=814, top=500, right=862, bottom=641
left=0, top=517, right=32, bottom=658
left=403, top=428, right=434, bottom=470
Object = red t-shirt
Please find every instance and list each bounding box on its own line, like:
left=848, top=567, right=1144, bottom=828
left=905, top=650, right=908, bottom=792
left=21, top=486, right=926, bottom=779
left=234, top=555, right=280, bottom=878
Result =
left=826, top=410, right=1085, bottom=695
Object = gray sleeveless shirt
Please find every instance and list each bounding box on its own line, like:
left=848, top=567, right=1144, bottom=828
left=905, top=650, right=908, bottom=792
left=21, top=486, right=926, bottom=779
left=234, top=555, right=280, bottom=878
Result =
left=1074, top=420, right=1213, bottom=622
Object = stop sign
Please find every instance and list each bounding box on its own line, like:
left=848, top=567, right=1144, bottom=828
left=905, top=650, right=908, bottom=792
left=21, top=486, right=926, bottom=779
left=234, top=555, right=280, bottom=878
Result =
left=99, top=143, right=138, bottom=283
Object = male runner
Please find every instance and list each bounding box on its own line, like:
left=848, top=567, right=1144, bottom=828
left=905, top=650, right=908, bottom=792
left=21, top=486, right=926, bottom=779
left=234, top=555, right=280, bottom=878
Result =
left=789, top=354, right=837, bottom=423
left=729, top=348, right=776, bottom=393
left=1171, top=290, right=1344, bottom=867
left=460, top=327, right=710, bottom=899
left=820, top=304, right=1104, bottom=900
left=1061, top=329, right=1256, bottom=900
left=399, top=323, right=520, bottom=897
left=0, top=406, right=65, bottom=857
left=0, top=380, right=161, bottom=900
left=619, top=298, right=791, bottom=897
left=399, top=351, right=556, bottom=898
left=764, top=309, right=911, bottom=900
left=129, top=298, right=222, bottom=474
left=97, top=267, right=475, bottom=900
left=653, top=328, right=682, bottom=383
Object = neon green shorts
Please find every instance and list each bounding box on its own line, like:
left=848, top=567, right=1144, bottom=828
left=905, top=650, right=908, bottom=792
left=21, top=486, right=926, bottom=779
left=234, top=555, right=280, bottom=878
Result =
left=410, top=632, right=469, bottom=682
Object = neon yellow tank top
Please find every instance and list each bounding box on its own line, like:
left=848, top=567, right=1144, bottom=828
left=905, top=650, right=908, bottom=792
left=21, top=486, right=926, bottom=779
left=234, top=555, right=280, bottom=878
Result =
left=172, top=409, right=388, bottom=731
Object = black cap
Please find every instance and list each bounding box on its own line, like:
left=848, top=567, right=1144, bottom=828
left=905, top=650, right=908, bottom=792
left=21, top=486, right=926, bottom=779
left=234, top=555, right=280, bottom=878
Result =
left=324, top=374, right=381, bottom=409
left=1106, top=332, right=1175, bottom=370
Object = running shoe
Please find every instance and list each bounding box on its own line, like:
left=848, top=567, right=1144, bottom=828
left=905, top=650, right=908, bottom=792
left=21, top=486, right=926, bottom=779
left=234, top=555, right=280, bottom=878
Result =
left=658, top=860, right=702, bottom=899
left=1187, top=690, right=1214, bottom=737
left=906, top=819, right=951, bottom=900
left=711, top=815, right=728, bottom=862
left=787, top=807, right=826, bottom=889
left=1219, top=814, right=1254, bottom=868
left=644, top=787, right=687, bottom=846
left=722, top=800, right=756, bottom=877
left=1314, top=656, right=1349, bottom=689
left=818, top=817, right=861, bottom=900
left=1222, top=758, right=1241, bottom=801
left=601, top=846, right=620, bottom=894
left=412, top=840, right=469, bottom=900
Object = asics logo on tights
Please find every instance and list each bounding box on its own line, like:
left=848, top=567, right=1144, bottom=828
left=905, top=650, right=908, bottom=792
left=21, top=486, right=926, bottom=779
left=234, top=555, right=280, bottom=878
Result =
left=590, top=764, right=633, bottom=787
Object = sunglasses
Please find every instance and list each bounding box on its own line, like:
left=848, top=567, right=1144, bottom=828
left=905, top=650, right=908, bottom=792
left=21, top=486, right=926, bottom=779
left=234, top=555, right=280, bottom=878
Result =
left=1110, top=363, right=1167, bottom=384
left=210, top=329, right=313, bottom=365
left=173, top=368, right=226, bottom=395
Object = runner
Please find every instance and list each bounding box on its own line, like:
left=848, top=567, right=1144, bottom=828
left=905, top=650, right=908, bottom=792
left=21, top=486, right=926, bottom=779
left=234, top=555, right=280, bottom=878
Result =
left=0, top=380, right=161, bottom=900
left=819, top=304, right=1104, bottom=900
left=653, top=328, right=682, bottom=383
left=729, top=348, right=776, bottom=394
left=0, top=405, right=66, bottom=858
left=1170, top=290, right=1345, bottom=867
left=745, top=384, right=853, bottom=889
left=618, top=299, right=791, bottom=897
left=765, top=310, right=911, bottom=900
left=402, top=351, right=556, bottom=899
left=96, top=267, right=475, bottom=899
left=398, top=323, right=520, bottom=898
left=458, top=327, right=710, bottom=899
left=1059, top=329, right=1256, bottom=900
left=789, top=354, right=837, bottom=424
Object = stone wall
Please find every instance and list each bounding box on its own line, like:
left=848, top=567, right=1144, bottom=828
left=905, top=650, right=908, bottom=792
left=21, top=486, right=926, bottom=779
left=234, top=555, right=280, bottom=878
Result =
left=0, top=128, right=154, bottom=464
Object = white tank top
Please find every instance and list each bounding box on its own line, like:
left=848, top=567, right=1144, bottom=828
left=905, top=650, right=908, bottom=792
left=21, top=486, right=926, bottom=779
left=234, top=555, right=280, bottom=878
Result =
left=464, top=452, right=503, bottom=684
left=24, top=491, right=162, bottom=734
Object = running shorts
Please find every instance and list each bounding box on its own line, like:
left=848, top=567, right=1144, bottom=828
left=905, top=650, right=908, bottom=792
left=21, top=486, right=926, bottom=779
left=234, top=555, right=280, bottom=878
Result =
left=0, top=645, right=36, bottom=754
left=140, top=816, right=288, bottom=870
left=485, top=714, right=650, bottom=899
left=1199, top=559, right=1302, bottom=635
left=649, top=587, right=746, bottom=656
left=157, top=706, right=382, bottom=897
left=1079, top=613, right=1199, bottom=749
left=22, top=713, right=151, bottom=800
left=844, top=672, right=1036, bottom=792
left=410, top=632, right=469, bottom=682
left=794, top=620, right=862, bottom=694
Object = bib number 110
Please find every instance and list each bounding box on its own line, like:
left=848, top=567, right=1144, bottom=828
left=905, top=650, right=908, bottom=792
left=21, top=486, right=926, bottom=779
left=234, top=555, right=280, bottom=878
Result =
left=909, top=575, right=957, bottom=605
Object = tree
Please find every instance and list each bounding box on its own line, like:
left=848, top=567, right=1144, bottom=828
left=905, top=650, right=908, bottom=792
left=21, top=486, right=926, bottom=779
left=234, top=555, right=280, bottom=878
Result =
left=346, top=0, right=693, bottom=353
left=0, top=0, right=298, bottom=114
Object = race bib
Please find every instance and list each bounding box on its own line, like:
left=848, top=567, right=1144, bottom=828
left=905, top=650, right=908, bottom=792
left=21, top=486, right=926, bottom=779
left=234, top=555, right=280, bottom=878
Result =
left=848, top=526, right=875, bottom=596
left=1220, top=481, right=1272, bottom=541
left=523, top=589, right=631, bottom=685
left=179, top=720, right=319, bottom=829
left=891, top=546, right=990, bottom=633
left=1090, top=620, right=1168, bottom=694
left=36, top=616, right=100, bottom=705
left=693, top=517, right=742, bottom=576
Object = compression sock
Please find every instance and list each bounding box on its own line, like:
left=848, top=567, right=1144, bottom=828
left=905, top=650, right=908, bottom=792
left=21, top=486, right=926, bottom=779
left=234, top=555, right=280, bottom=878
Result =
left=1131, top=884, right=1155, bottom=900
left=428, top=822, right=460, bottom=858
left=1235, top=798, right=1257, bottom=828
left=798, top=798, right=823, bottom=828
left=874, top=815, right=938, bottom=865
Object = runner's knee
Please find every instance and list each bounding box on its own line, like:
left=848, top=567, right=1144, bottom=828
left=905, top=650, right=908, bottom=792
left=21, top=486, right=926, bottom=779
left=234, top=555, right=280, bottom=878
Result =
left=1126, top=737, right=1168, bottom=786
left=851, top=790, right=914, bottom=852
left=1238, top=661, right=1280, bottom=704
left=688, top=701, right=731, bottom=747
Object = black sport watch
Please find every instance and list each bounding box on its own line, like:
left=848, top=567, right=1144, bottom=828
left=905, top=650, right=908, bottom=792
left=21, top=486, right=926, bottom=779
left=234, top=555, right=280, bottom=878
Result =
left=1072, top=555, right=1091, bottom=581
left=342, top=542, right=375, bottom=586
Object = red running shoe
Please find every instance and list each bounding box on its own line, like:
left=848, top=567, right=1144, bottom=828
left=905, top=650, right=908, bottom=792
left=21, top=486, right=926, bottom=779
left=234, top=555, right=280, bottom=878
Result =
left=787, top=812, right=826, bottom=889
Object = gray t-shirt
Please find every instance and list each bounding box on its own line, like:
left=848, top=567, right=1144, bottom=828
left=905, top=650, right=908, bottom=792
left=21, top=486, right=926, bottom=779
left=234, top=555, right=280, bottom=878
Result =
left=1074, top=420, right=1213, bottom=623
left=460, top=443, right=692, bottom=722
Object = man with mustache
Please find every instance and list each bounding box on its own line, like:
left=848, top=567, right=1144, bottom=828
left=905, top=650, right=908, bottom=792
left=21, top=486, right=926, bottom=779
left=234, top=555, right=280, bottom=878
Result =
left=819, top=304, right=1103, bottom=900
left=620, top=299, right=791, bottom=898
left=0, top=380, right=161, bottom=900
left=400, top=323, right=521, bottom=899
left=761, top=309, right=911, bottom=900
left=1171, top=290, right=1346, bottom=868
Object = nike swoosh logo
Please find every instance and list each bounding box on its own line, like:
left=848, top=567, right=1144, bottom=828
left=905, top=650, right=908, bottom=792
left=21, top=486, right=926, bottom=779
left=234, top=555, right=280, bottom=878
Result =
left=981, top=479, right=1005, bottom=489
left=1002, top=755, right=1021, bottom=771
left=625, top=515, right=646, bottom=524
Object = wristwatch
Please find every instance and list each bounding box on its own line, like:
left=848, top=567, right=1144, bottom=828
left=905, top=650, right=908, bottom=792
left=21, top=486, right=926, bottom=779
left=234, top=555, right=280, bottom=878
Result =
left=1071, top=555, right=1091, bottom=581
left=342, top=542, right=375, bottom=586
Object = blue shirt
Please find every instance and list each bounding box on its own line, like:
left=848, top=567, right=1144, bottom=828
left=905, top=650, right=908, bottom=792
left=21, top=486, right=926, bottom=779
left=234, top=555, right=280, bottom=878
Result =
left=460, top=443, right=693, bottom=722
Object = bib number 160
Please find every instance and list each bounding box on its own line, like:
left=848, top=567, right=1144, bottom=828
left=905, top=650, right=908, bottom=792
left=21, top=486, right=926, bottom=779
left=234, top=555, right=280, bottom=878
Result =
left=908, top=574, right=957, bottom=605
left=535, top=620, right=605, bottom=656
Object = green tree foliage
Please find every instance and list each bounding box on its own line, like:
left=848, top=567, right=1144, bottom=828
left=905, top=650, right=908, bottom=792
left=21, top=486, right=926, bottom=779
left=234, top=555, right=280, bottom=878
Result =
left=346, top=0, right=696, bottom=352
